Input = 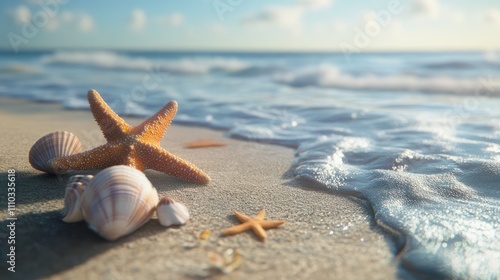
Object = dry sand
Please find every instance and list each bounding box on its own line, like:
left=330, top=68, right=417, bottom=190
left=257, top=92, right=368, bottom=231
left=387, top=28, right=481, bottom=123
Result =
left=0, top=98, right=397, bottom=279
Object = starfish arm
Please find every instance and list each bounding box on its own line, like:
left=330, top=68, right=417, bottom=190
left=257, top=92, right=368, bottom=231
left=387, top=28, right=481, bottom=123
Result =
left=88, top=89, right=131, bottom=142
left=139, top=144, right=211, bottom=184
left=233, top=210, right=251, bottom=222
left=259, top=220, right=285, bottom=229
left=133, top=100, right=177, bottom=144
left=221, top=223, right=251, bottom=236
left=251, top=224, right=267, bottom=241
left=255, top=209, right=266, bottom=220
left=49, top=144, right=122, bottom=173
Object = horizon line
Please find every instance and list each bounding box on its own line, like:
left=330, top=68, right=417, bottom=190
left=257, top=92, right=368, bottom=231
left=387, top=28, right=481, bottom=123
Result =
left=0, top=47, right=498, bottom=54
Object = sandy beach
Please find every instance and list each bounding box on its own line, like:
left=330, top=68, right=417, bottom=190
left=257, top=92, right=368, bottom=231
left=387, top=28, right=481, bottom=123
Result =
left=0, top=98, right=396, bottom=279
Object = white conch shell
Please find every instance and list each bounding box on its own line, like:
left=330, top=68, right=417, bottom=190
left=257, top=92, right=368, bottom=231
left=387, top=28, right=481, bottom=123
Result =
left=29, top=131, right=82, bottom=174
left=81, top=165, right=159, bottom=241
left=156, top=197, right=190, bottom=227
left=62, top=175, right=94, bottom=223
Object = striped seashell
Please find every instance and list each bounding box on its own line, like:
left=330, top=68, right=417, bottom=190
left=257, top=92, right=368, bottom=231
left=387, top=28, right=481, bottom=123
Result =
left=156, top=197, right=190, bottom=227
left=81, top=165, right=159, bottom=241
left=29, top=131, right=82, bottom=174
left=61, top=175, right=94, bottom=223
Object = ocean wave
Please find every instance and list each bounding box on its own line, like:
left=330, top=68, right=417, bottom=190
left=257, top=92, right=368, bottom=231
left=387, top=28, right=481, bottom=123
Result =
left=421, top=53, right=500, bottom=70
left=291, top=124, right=500, bottom=279
left=274, top=64, right=500, bottom=95
left=422, top=61, right=476, bottom=70
left=0, top=63, right=41, bottom=74
left=41, top=51, right=251, bottom=75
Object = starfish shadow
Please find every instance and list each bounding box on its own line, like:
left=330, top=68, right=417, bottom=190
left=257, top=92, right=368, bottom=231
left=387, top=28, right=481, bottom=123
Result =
left=145, top=170, right=206, bottom=191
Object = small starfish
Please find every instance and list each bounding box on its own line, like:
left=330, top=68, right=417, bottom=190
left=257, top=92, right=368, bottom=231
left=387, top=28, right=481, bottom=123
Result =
left=48, top=89, right=211, bottom=184
left=221, top=209, right=285, bottom=242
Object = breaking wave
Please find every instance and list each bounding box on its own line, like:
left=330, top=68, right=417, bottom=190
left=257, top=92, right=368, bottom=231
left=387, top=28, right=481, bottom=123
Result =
left=40, top=51, right=500, bottom=96
left=41, top=51, right=251, bottom=75
left=274, top=64, right=500, bottom=95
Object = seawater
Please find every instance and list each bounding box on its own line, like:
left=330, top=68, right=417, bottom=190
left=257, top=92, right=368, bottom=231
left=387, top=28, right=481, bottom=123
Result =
left=1, top=50, right=499, bottom=279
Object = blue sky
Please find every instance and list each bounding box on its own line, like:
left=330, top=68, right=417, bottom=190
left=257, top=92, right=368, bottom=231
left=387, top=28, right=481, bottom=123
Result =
left=1, top=0, right=500, bottom=51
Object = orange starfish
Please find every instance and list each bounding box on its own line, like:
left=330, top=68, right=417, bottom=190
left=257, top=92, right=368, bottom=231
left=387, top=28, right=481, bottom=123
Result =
left=48, top=89, right=211, bottom=184
left=221, top=209, right=285, bottom=241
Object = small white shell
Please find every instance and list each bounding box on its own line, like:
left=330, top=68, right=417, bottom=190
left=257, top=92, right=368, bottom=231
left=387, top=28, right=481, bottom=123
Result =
left=62, top=175, right=94, bottom=223
left=81, top=166, right=159, bottom=241
left=157, top=197, right=190, bottom=227
left=29, top=131, right=82, bottom=174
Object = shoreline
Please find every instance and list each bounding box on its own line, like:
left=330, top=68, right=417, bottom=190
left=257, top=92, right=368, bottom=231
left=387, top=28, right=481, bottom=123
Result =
left=0, top=98, right=397, bottom=279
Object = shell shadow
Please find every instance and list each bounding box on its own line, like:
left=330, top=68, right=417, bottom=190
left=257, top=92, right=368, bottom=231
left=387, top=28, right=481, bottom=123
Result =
left=0, top=170, right=173, bottom=279
left=0, top=170, right=97, bottom=206
left=0, top=210, right=167, bottom=280
left=0, top=171, right=72, bottom=206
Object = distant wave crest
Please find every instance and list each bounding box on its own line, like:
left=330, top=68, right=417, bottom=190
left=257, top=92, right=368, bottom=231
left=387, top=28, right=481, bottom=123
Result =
left=274, top=64, right=500, bottom=95
left=41, top=51, right=250, bottom=75
left=40, top=51, right=500, bottom=95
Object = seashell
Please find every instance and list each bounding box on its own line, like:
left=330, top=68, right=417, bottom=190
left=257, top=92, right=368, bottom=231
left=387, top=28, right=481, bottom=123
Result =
left=67, top=174, right=94, bottom=186
left=29, top=131, right=82, bottom=174
left=61, top=175, right=94, bottom=223
left=81, top=165, right=159, bottom=241
left=208, top=248, right=243, bottom=274
left=62, top=182, right=85, bottom=222
left=199, top=229, right=211, bottom=241
left=156, top=197, right=190, bottom=227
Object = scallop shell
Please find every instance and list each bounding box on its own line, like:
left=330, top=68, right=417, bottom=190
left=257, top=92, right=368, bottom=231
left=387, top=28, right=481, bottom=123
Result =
left=29, top=131, right=82, bottom=174
left=156, top=197, right=190, bottom=227
left=61, top=175, right=94, bottom=223
left=81, top=165, right=159, bottom=241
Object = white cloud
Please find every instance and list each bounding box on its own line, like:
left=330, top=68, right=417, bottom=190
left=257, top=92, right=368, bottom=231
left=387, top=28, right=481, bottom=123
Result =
left=169, top=12, right=184, bottom=26
left=12, top=6, right=31, bottom=25
left=158, top=12, right=184, bottom=27
left=45, top=17, right=59, bottom=31
left=52, top=12, right=93, bottom=32
left=486, top=9, right=500, bottom=25
left=243, top=6, right=305, bottom=33
left=299, top=0, right=332, bottom=10
left=411, top=0, right=440, bottom=19
left=9, top=6, right=94, bottom=33
left=61, top=11, right=74, bottom=23
left=130, top=9, right=146, bottom=32
left=79, top=13, right=94, bottom=32
left=242, top=0, right=331, bottom=33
